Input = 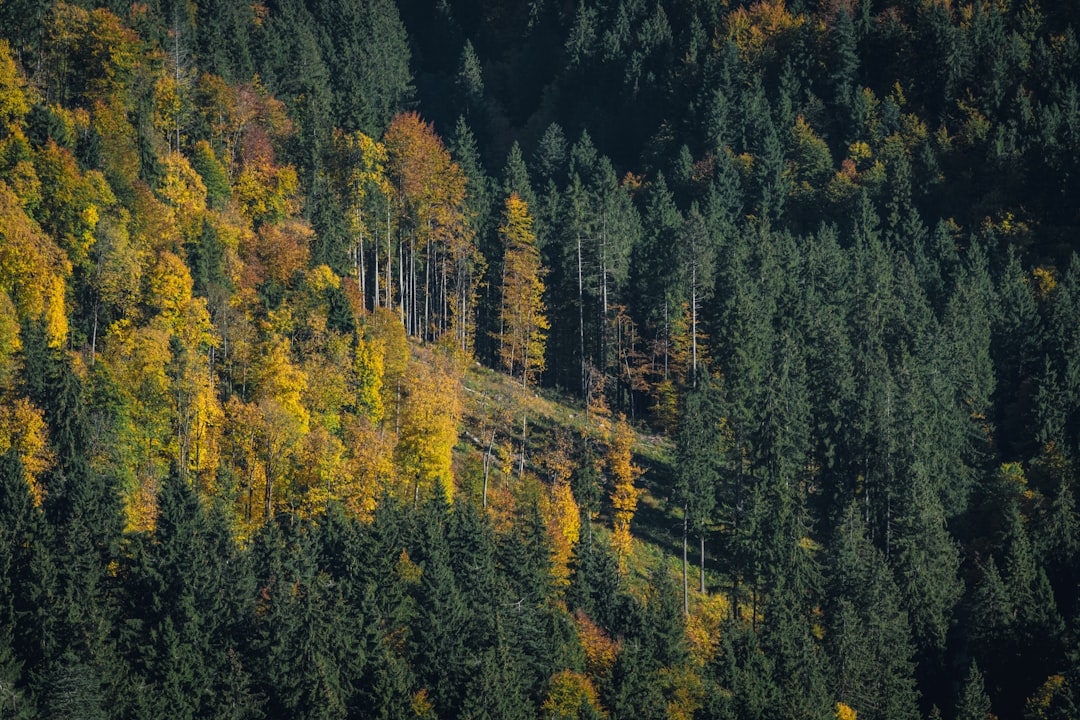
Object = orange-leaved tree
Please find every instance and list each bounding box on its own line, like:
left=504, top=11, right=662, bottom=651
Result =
left=383, top=112, right=479, bottom=351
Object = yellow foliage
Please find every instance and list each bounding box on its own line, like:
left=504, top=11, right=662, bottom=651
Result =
left=158, top=152, right=208, bottom=241
left=342, top=414, right=395, bottom=521
left=91, top=96, right=141, bottom=193
left=186, top=376, right=223, bottom=482
left=1025, top=674, right=1070, bottom=720
left=547, top=477, right=580, bottom=588
left=836, top=702, right=857, bottom=720
left=222, top=397, right=263, bottom=529
left=146, top=251, right=194, bottom=325
left=235, top=160, right=300, bottom=225
left=307, top=264, right=340, bottom=292
left=660, top=664, right=704, bottom=720
left=848, top=141, right=872, bottom=164
left=0, top=397, right=54, bottom=506
left=0, top=180, right=71, bottom=348
left=300, top=336, right=352, bottom=429
left=254, top=336, right=310, bottom=434
left=5, top=156, right=42, bottom=212
left=102, top=320, right=174, bottom=514
left=574, top=610, right=621, bottom=676
left=1031, top=266, right=1056, bottom=299
left=0, top=40, right=32, bottom=132
left=498, top=193, right=548, bottom=388
left=354, top=334, right=386, bottom=423
left=0, top=290, right=20, bottom=388
left=43, top=273, right=69, bottom=348
left=607, top=415, right=644, bottom=571
left=395, top=356, right=462, bottom=503
left=686, top=593, right=731, bottom=666
left=289, top=424, right=345, bottom=518
left=541, top=670, right=607, bottom=720
left=725, top=0, right=805, bottom=65
left=411, top=688, right=436, bottom=720
left=125, top=474, right=160, bottom=534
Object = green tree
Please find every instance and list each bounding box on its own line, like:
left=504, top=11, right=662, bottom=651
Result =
left=674, top=369, right=725, bottom=607
left=957, top=660, right=992, bottom=720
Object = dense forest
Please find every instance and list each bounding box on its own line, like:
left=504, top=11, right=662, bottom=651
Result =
left=1, top=0, right=1080, bottom=717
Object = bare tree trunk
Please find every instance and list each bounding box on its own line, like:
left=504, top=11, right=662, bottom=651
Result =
left=577, top=232, right=586, bottom=396
left=483, top=422, right=496, bottom=508
left=373, top=230, right=380, bottom=309
left=691, top=259, right=699, bottom=381
left=518, top=408, right=527, bottom=478
left=700, top=533, right=706, bottom=594
left=387, top=206, right=394, bottom=311
left=683, top=505, right=689, bottom=615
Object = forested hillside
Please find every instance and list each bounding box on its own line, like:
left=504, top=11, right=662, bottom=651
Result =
left=1, top=0, right=1079, bottom=718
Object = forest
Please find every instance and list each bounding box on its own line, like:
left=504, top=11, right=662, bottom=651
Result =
left=1, top=0, right=1079, bottom=717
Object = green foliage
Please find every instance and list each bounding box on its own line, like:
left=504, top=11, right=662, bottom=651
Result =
left=1, top=1, right=1080, bottom=718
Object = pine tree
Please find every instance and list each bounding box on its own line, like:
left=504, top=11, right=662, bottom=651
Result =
left=674, top=369, right=725, bottom=606
left=956, top=661, right=992, bottom=720
left=827, top=504, right=921, bottom=720
left=409, top=490, right=470, bottom=718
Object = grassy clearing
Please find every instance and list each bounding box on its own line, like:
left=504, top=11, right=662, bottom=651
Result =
left=460, top=360, right=686, bottom=577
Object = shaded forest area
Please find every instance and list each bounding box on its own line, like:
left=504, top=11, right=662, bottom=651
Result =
left=1, top=0, right=1080, bottom=718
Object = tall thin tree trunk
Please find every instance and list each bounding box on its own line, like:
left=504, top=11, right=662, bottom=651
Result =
left=700, top=533, right=706, bottom=594
left=518, top=408, right=527, bottom=478
left=577, top=232, right=586, bottom=397
left=683, top=504, right=689, bottom=615
left=691, top=263, right=698, bottom=379
left=387, top=206, right=394, bottom=311
left=91, top=302, right=98, bottom=366
left=483, top=422, right=496, bottom=508
left=374, top=229, right=380, bottom=309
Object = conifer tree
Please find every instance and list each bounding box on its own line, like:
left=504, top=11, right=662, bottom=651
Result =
left=956, top=661, right=992, bottom=720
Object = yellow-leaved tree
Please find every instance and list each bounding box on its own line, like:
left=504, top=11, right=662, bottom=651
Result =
left=496, top=193, right=548, bottom=479
left=332, top=130, right=393, bottom=309
left=0, top=397, right=54, bottom=506
left=251, top=334, right=309, bottom=524
left=540, top=428, right=580, bottom=588
left=607, top=414, right=643, bottom=572
left=395, top=352, right=462, bottom=505
left=540, top=670, right=607, bottom=720
left=0, top=181, right=71, bottom=347
left=497, top=192, right=548, bottom=388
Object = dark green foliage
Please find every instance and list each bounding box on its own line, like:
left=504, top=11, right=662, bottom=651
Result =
left=115, top=471, right=256, bottom=720
left=41, top=651, right=107, bottom=720
left=4, top=1, right=1080, bottom=718
left=827, top=505, right=921, bottom=720
left=957, top=660, right=992, bottom=720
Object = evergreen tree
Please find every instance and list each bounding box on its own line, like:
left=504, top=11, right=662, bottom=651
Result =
left=956, top=660, right=992, bottom=720
left=674, top=369, right=724, bottom=603
left=115, top=470, right=257, bottom=720
left=409, top=490, right=470, bottom=718
left=827, top=504, right=921, bottom=720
